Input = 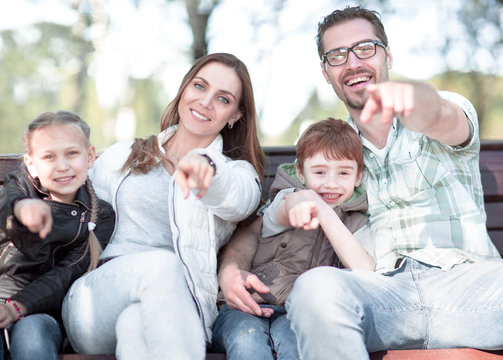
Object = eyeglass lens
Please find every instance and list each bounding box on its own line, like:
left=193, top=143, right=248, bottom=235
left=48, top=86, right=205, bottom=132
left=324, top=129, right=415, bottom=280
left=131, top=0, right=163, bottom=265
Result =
left=325, top=42, right=378, bottom=66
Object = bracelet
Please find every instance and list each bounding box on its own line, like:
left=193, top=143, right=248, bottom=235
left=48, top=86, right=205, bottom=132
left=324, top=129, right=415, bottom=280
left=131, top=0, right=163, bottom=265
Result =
left=201, top=154, right=217, bottom=174
left=5, top=299, right=23, bottom=320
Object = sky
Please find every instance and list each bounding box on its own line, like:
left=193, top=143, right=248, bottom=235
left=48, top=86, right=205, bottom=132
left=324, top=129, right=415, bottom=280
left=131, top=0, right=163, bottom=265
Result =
left=0, top=0, right=495, bottom=137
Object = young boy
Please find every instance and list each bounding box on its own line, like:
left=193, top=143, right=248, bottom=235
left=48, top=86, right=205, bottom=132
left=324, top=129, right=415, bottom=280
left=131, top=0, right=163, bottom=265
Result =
left=212, top=118, right=375, bottom=360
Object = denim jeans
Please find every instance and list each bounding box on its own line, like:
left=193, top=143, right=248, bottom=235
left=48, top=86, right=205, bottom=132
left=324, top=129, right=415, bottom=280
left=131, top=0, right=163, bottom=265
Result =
left=62, top=250, right=205, bottom=360
left=286, top=258, right=503, bottom=360
left=212, top=304, right=300, bottom=360
left=0, top=313, right=61, bottom=360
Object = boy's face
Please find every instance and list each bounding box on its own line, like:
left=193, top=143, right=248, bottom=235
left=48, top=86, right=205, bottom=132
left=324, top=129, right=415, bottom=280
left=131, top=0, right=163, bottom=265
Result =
left=297, top=152, right=362, bottom=208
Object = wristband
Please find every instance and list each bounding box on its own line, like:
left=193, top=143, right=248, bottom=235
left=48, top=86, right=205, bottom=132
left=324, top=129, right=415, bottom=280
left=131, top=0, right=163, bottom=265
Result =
left=201, top=154, right=216, bottom=174
left=5, top=299, right=23, bottom=320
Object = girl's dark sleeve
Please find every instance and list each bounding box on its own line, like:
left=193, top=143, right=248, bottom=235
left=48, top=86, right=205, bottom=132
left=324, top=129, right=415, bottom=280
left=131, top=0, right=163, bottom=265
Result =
left=12, top=199, right=115, bottom=314
left=0, top=171, right=33, bottom=241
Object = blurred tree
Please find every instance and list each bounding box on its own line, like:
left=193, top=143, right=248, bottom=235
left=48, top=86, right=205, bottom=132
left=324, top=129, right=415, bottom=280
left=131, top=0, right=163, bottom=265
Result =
left=445, top=0, right=502, bottom=136
left=391, top=0, right=502, bottom=136
left=184, top=0, right=219, bottom=59
left=1, top=0, right=503, bottom=153
left=0, top=0, right=168, bottom=153
left=70, top=0, right=105, bottom=115
left=157, top=0, right=219, bottom=60
left=128, top=77, right=165, bottom=138
left=432, top=72, right=503, bottom=140
left=0, top=22, right=91, bottom=153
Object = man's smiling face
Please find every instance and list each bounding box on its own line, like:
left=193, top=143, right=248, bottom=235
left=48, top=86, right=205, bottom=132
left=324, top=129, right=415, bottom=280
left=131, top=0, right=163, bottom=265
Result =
left=320, top=18, right=393, bottom=111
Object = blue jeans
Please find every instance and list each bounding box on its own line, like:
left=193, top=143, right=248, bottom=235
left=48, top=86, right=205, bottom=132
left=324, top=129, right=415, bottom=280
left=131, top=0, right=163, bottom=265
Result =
left=286, top=258, right=503, bottom=360
left=212, top=304, right=300, bottom=360
left=1, top=313, right=62, bottom=360
left=62, top=250, right=205, bottom=360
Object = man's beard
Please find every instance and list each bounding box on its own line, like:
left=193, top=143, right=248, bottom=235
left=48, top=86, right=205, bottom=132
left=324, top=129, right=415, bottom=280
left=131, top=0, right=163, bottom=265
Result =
left=345, top=91, right=367, bottom=111
left=346, top=98, right=365, bottom=110
left=335, top=83, right=369, bottom=111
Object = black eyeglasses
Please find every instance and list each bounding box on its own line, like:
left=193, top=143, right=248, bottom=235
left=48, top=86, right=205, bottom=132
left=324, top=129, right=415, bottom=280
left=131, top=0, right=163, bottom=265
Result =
left=322, top=40, right=387, bottom=67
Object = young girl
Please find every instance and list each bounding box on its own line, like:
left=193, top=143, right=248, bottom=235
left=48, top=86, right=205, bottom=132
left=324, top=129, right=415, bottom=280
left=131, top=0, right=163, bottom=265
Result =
left=0, top=111, right=115, bottom=360
left=62, top=53, right=265, bottom=359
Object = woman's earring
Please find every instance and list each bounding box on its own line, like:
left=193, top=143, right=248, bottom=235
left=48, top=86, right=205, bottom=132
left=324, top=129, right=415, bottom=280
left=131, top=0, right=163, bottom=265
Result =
left=228, top=122, right=233, bottom=129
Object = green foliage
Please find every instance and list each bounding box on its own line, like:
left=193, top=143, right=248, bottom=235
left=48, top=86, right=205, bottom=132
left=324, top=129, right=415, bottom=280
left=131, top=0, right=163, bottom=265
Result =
left=0, top=23, right=80, bottom=153
left=0, top=20, right=167, bottom=154
left=1, top=0, right=502, bottom=153
left=432, top=71, right=503, bottom=140
left=128, top=78, right=166, bottom=139
left=260, top=90, right=350, bottom=146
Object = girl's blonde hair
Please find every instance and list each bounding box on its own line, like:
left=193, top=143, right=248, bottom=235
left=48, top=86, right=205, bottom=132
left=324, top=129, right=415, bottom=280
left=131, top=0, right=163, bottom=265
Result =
left=23, top=111, right=102, bottom=271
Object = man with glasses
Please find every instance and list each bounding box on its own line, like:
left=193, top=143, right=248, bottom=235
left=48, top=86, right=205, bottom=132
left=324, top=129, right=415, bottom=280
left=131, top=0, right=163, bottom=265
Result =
left=217, top=6, right=503, bottom=359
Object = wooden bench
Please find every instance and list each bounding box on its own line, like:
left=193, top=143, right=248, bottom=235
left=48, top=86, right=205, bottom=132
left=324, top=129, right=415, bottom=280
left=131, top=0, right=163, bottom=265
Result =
left=1, top=141, right=503, bottom=359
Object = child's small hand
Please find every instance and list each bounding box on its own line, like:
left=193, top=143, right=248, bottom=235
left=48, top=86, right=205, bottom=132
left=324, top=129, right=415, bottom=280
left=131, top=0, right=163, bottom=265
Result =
left=174, top=153, right=215, bottom=199
left=0, top=304, right=18, bottom=328
left=13, top=198, right=53, bottom=238
left=284, top=190, right=322, bottom=230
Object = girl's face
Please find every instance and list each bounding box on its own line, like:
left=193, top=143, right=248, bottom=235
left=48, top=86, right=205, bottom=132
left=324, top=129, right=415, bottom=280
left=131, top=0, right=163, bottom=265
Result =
left=177, top=61, right=243, bottom=144
left=24, top=124, right=95, bottom=203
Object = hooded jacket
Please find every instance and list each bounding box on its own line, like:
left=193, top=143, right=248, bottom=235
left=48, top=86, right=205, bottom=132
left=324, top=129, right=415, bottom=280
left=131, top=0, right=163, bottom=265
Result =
left=0, top=166, right=115, bottom=316
left=250, top=163, right=368, bottom=305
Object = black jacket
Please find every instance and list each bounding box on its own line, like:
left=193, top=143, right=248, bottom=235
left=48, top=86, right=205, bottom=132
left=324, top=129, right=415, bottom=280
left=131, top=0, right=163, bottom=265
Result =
left=0, top=166, right=115, bottom=315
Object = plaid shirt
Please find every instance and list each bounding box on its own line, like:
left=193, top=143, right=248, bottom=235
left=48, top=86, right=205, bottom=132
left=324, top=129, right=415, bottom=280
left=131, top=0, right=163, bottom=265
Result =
left=348, top=91, right=501, bottom=273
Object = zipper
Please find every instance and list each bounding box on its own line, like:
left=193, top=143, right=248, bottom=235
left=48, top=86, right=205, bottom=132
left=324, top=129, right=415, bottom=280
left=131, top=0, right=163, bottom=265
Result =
left=0, top=242, right=14, bottom=261
left=170, top=180, right=207, bottom=337
left=51, top=210, right=86, bottom=267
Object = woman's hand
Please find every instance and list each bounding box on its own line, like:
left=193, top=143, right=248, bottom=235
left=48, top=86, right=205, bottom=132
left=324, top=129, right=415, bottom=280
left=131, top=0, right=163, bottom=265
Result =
left=174, top=153, right=215, bottom=199
left=13, top=198, right=53, bottom=238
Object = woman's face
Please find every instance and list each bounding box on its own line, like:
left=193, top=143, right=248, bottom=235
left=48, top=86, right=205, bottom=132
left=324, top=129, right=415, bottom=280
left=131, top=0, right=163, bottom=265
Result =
left=177, top=61, right=243, bottom=143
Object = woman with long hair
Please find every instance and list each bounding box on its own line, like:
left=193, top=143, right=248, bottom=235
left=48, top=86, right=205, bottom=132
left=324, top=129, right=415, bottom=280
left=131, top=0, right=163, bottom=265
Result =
left=62, top=53, right=265, bottom=360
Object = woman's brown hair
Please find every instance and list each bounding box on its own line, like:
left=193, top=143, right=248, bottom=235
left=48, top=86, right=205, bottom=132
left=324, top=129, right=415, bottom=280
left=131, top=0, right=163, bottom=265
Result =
left=122, top=53, right=265, bottom=183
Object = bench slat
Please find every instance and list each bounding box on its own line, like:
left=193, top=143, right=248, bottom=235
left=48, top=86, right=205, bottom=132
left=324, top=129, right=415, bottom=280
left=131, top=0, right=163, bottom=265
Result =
left=370, top=348, right=503, bottom=359
left=480, top=149, right=503, bottom=202
left=58, top=348, right=503, bottom=359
